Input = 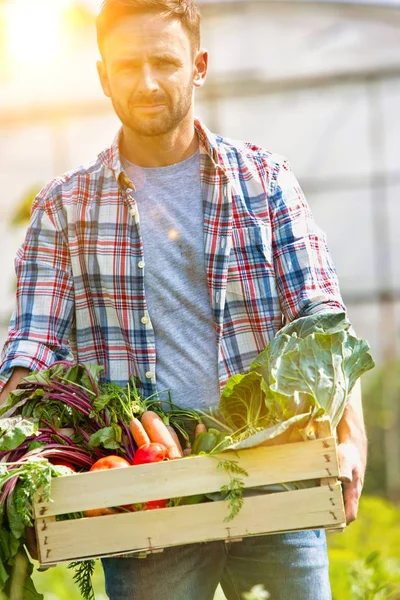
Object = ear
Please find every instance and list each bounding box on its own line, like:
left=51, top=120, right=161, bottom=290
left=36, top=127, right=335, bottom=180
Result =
left=193, top=49, right=208, bottom=89
left=97, top=60, right=111, bottom=98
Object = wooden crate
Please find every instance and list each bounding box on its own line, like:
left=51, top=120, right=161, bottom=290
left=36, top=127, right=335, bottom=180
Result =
left=33, top=418, right=345, bottom=567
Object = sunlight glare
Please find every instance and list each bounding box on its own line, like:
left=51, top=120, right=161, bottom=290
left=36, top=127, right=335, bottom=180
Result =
left=4, top=0, right=70, bottom=66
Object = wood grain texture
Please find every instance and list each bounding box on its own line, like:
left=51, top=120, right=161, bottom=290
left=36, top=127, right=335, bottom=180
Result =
left=37, top=483, right=346, bottom=566
left=33, top=437, right=338, bottom=518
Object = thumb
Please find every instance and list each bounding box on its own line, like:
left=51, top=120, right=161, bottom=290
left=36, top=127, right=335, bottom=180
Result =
left=337, top=443, right=356, bottom=483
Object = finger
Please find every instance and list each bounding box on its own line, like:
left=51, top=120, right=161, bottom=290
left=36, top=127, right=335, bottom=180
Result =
left=342, top=478, right=362, bottom=524
left=337, top=444, right=355, bottom=483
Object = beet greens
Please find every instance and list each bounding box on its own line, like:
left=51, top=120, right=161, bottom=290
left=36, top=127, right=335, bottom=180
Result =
left=0, top=361, right=153, bottom=600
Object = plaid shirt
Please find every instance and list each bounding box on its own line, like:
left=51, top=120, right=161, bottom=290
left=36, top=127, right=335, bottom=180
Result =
left=0, top=120, right=345, bottom=397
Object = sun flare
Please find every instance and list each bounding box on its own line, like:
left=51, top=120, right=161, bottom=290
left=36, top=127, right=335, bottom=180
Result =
left=4, top=0, right=70, bottom=66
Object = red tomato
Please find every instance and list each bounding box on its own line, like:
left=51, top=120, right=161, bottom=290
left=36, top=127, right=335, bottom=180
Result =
left=85, top=455, right=131, bottom=517
left=132, top=443, right=168, bottom=465
left=89, top=455, right=131, bottom=471
left=145, top=499, right=168, bottom=510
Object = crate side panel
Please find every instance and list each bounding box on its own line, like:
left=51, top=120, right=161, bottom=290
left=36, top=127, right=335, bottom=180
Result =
left=37, top=484, right=345, bottom=565
left=34, top=437, right=338, bottom=518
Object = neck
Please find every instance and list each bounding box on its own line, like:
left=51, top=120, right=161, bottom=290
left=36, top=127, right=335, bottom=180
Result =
left=120, top=116, right=198, bottom=168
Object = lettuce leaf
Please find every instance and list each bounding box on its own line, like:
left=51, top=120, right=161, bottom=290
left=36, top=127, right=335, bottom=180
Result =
left=277, top=311, right=351, bottom=339
left=269, top=330, right=375, bottom=427
left=218, top=311, right=375, bottom=442
left=227, top=412, right=312, bottom=450
left=219, top=372, right=273, bottom=432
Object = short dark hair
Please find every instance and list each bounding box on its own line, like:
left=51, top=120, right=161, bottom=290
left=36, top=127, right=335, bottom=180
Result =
left=96, top=0, right=201, bottom=58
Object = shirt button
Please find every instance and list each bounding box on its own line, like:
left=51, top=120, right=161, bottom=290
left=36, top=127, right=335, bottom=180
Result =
left=138, top=261, right=145, bottom=269
left=129, top=207, right=137, bottom=217
left=141, top=316, right=149, bottom=325
left=145, top=371, right=153, bottom=380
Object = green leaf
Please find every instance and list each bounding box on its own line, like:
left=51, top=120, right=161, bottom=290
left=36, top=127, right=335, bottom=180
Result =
left=88, top=425, right=121, bottom=449
left=93, top=392, right=114, bottom=413
left=277, top=311, right=351, bottom=339
left=0, top=387, right=43, bottom=419
left=4, top=551, right=44, bottom=600
left=251, top=333, right=299, bottom=382
left=219, top=372, right=271, bottom=432
left=226, top=412, right=312, bottom=450
left=0, top=557, right=9, bottom=590
left=7, top=494, right=26, bottom=540
left=270, top=330, right=375, bottom=427
left=0, top=417, right=38, bottom=451
left=81, top=364, right=103, bottom=395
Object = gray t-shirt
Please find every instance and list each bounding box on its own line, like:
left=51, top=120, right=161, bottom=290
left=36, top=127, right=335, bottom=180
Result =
left=122, top=151, right=220, bottom=410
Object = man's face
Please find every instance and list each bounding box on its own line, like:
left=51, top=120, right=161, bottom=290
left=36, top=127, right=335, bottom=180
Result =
left=98, top=12, right=206, bottom=137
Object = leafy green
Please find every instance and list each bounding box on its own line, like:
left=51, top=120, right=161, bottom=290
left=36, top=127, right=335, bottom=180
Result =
left=267, top=330, right=374, bottom=427
left=88, top=425, right=122, bottom=450
left=0, top=417, right=38, bottom=451
left=219, top=372, right=271, bottom=432
left=0, top=458, right=76, bottom=598
left=215, top=311, right=375, bottom=449
left=227, top=412, right=312, bottom=450
left=3, top=551, right=44, bottom=600
left=277, top=310, right=351, bottom=339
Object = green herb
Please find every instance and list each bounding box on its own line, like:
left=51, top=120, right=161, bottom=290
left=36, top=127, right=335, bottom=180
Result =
left=217, top=459, right=248, bottom=521
left=68, top=560, right=96, bottom=600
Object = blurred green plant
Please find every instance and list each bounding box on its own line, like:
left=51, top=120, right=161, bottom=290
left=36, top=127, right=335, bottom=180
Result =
left=329, top=496, right=400, bottom=600
left=361, top=363, right=400, bottom=499
left=10, top=185, right=42, bottom=226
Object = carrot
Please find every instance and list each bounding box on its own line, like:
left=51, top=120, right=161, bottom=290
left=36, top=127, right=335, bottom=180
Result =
left=166, top=425, right=184, bottom=457
left=129, top=417, right=151, bottom=447
left=194, top=423, right=207, bottom=438
left=141, top=411, right=181, bottom=459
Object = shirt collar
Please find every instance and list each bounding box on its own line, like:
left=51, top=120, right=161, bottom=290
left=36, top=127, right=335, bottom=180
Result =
left=98, top=119, right=229, bottom=186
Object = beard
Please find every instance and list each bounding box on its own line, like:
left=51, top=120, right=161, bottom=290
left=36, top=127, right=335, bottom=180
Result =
left=111, top=81, right=193, bottom=137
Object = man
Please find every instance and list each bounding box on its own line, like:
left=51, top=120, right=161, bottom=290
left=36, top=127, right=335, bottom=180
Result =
left=0, top=1, right=366, bottom=598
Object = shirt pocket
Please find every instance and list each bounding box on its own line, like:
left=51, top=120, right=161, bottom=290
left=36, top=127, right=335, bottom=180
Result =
left=227, top=225, right=274, bottom=293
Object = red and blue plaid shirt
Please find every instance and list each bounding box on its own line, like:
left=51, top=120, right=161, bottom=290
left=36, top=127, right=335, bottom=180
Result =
left=0, top=120, right=345, bottom=397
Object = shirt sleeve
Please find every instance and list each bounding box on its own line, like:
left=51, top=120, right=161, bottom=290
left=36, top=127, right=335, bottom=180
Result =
left=0, top=190, right=75, bottom=391
left=269, top=155, right=346, bottom=322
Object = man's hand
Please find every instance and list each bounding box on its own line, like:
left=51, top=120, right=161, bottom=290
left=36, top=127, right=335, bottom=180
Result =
left=0, top=367, right=31, bottom=406
left=336, top=380, right=367, bottom=525
left=337, top=441, right=364, bottom=524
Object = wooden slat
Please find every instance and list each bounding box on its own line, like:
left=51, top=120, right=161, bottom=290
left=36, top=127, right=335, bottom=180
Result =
left=33, top=437, right=338, bottom=518
left=36, top=483, right=345, bottom=566
left=317, top=418, right=339, bottom=487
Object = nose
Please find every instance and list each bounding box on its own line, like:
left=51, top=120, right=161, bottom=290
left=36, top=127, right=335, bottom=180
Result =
left=137, top=63, right=159, bottom=95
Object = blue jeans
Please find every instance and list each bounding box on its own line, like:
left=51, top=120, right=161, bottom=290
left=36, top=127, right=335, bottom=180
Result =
left=102, top=530, right=332, bottom=600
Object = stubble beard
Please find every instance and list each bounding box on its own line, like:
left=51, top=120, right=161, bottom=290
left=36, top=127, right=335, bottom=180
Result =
left=113, top=84, right=194, bottom=138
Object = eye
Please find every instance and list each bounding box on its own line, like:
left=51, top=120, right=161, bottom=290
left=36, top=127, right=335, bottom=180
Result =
left=116, top=61, right=140, bottom=73
left=154, top=58, right=169, bottom=67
